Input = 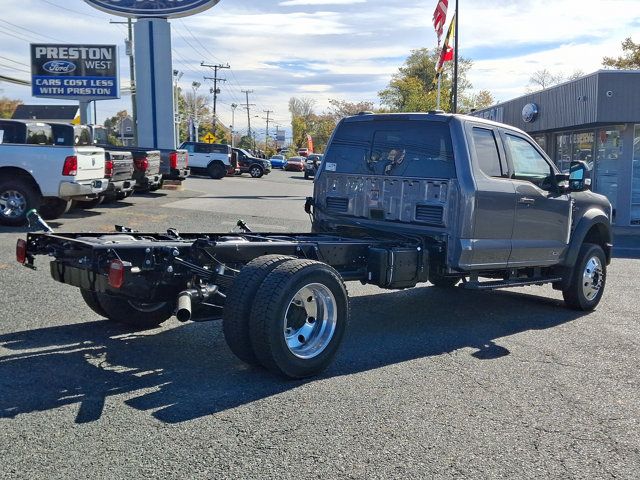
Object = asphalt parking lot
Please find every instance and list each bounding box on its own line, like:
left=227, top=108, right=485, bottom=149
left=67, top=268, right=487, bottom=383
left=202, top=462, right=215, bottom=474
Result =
left=0, top=170, right=639, bottom=479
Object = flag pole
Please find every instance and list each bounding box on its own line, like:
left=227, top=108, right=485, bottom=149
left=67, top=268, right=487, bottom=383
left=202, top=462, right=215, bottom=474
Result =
left=453, top=0, right=459, bottom=113
left=436, top=36, right=442, bottom=110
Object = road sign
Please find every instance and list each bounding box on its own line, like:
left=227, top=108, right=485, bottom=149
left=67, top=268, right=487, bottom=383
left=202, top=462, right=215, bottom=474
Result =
left=84, top=0, right=221, bottom=18
left=31, top=44, right=119, bottom=100
left=203, top=133, right=216, bottom=144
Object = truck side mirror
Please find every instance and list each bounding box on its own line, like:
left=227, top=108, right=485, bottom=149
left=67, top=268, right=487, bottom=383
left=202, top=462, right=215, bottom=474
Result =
left=569, top=160, right=589, bottom=192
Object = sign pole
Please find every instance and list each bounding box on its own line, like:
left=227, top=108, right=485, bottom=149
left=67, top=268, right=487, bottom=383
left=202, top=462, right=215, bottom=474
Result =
left=79, top=101, right=92, bottom=125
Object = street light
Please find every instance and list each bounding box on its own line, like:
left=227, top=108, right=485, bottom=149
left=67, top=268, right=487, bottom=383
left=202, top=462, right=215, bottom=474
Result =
left=172, top=70, right=183, bottom=147
left=192, top=81, right=201, bottom=142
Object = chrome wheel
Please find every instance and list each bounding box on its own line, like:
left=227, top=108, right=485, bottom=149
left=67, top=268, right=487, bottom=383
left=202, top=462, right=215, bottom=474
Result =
left=250, top=166, right=262, bottom=178
left=0, top=190, right=27, bottom=219
left=283, top=283, right=337, bottom=359
left=582, top=256, right=604, bottom=301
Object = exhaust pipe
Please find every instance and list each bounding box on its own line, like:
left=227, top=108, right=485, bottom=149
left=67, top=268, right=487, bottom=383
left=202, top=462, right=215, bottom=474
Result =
left=176, top=291, right=193, bottom=322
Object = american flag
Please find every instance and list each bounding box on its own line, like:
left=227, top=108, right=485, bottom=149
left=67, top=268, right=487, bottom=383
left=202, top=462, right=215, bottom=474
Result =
left=432, top=0, right=449, bottom=42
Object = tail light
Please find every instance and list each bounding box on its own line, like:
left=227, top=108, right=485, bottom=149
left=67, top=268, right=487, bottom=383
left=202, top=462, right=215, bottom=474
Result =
left=134, top=157, right=149, bottom=172
left=62, top=156, right=78, bottom=176
left=105, top=159, right=114, bottom=178
left=16, top=239, right=27, bottom=264
left=169, top=152, right=178, bottom=169
left=108, top=259, right=125, bottom=289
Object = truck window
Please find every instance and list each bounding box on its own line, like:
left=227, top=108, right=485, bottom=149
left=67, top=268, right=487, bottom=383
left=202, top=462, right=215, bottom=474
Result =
left=26, top=125, right=53, bottom=145
left=75, top=127, right=92, bottom=146
left=506, top=134, right=554, bottom=187
left=181, top=143, right=195, bottom=153
left=210, top=144, right=230, bottom=154
left=326, top=120, right=455, bottom=178
left=0, top=124, right=21, bottom=144
left=195, top=143, right=210, bottom=154
left=472, top=127, right=504, bottom=178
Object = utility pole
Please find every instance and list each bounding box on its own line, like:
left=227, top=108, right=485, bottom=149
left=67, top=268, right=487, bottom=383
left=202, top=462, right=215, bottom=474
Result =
left=231, top=103, right=237, bottom=148
left=192, top=81, right=201, bottom=142
left=263, top=110, right=273, bottom=152
left=110, top=19, right=137, bottom=143
left=241, top=90, right=255, bottom=149
left=202, top=62, right=229, bottom=134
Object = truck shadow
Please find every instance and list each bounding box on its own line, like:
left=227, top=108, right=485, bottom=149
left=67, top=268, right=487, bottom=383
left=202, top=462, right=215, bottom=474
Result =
left=0, top=286, right=585, bottom=424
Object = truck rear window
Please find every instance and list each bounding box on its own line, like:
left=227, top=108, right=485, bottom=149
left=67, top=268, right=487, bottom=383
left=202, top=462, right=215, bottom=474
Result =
left=325, top=120, right=455, bottom=178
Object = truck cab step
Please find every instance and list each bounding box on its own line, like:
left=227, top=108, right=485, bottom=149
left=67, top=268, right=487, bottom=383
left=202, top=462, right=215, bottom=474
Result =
left=462, top=277, right=563, bottom=290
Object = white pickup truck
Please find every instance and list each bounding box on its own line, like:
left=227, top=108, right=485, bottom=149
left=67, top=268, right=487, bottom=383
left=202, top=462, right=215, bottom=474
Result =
left=0, top=120, right=107, bottom=226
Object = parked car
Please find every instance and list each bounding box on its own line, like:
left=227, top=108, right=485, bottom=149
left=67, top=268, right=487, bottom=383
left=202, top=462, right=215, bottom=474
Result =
left=284, top=156, right=306, bottom=172
left=131, top=149, right=163, bottom=192
left=304, top=153, right=323, bottom=179
left=0, top=119, right=107, bottom=224
left=232, top=148, right=272, bottom=178
left=49, top=123, right=136, bottom=207
left=269, top=154, right=287, bottom=169
left=180, top=142, right=234, bottom=179
left=297, top=148, right=310, bottom=157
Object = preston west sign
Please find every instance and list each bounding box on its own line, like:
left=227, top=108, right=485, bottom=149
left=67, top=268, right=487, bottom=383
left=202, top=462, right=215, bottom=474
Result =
left=31, top=44, right=119, bottom=100
left=84, top=0, right=221, bottom=18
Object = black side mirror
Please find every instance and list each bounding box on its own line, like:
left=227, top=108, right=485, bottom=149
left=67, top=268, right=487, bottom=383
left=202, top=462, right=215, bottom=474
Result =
left=569, top=160, right=590, bottom=192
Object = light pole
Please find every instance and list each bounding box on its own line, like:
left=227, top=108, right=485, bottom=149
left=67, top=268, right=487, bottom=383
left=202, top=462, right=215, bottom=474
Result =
left=192, top=81, right=201, bottom=142
left=173, top=69, right=183, bottom=147
left=231, top=103, right=237, bottom=148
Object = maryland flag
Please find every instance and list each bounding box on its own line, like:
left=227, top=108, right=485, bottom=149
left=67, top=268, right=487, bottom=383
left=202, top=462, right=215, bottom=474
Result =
left=431, top=14, right=456, bottom=90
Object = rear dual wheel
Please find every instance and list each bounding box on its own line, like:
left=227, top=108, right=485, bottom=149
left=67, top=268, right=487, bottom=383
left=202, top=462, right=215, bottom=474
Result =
left=224, top=257, right=349, bottom=378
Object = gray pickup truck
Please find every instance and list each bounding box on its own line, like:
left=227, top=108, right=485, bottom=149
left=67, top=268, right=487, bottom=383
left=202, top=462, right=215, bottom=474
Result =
left=17, top=113, right=611, bottom=379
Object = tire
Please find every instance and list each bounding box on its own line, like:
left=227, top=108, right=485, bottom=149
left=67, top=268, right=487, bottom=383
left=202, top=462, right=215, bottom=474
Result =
left=80, top=289, right=108, bottom=318
left=39, top=198, right=71, bottom=220
left=207, top=162, right=226, bottom=180
left=429, top=273, right=460, bottom=288
left=562, top=243, right=607, bottom=311
left=75, top=196, right=105, bottom=209
left=249, top=165, right=263, bottom=178
left=249, top=259, right=349, bottom=379
left=223, top=255, right=295, bottom=365
left=96, top=293, right=173, bottom=329
left=0, top=178, right=41, bottom=226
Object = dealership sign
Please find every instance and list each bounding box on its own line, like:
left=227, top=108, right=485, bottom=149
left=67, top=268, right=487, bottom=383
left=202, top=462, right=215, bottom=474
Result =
left=31, top=44, right=119, bottom=100
left=84, top=0, right=221, bottom=18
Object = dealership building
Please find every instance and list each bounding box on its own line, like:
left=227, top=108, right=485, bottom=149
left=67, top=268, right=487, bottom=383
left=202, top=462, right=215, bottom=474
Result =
left=473, top=70, right=640, bottom=227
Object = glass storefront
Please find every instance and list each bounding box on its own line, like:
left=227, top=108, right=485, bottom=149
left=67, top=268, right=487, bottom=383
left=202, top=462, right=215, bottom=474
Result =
left=632, top=125, right=640, bottom=224
left=595, top=127, right=623, bottom=215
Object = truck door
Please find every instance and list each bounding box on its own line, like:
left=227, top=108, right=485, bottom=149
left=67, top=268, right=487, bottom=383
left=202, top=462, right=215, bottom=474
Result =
left=469, top=126, right=515, bottom=268
left=502, top=133, right=571, bottom=266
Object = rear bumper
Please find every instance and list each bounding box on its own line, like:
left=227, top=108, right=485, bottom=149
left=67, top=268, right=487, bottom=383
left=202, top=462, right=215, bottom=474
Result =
left=165, top=168, right=190, bottom=181
left=105, top=179, right=135, bottom=195
left=59, top=179, right=108, bottom=199
left=135, top=173, right=163, bottom=190
left=285, top=165, right=305, bottom=172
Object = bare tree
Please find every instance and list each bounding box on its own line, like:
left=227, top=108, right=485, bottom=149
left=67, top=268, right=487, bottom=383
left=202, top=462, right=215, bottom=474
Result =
left=288, top=97, right=316, bottom=119
left=528, top=69, right=565, bottom=91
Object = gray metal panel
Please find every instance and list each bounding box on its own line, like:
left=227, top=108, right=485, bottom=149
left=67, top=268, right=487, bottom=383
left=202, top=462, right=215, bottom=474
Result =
left=473, top=71, right=640, bottom=133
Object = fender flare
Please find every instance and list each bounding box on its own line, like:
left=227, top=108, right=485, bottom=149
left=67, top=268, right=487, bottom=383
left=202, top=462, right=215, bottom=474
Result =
left=561, top=209, right=612, bottom=268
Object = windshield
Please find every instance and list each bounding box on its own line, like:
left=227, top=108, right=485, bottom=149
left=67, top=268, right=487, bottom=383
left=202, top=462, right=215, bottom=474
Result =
left=324, top=120, right=455, bottom=178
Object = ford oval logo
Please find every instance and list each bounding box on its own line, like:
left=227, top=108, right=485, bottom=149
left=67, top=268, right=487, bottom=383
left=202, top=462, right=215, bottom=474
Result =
left=42, top=60, right=77, bottom=74
left=83, top=0, right=222, bottom=19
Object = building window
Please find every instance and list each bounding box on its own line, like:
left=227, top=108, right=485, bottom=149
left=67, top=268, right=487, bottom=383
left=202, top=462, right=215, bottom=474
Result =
left=555, top=133, right=572, bottom=172
left=632, top=125, right=640, bottom=224
left=595, top=127, right=623, bottom=215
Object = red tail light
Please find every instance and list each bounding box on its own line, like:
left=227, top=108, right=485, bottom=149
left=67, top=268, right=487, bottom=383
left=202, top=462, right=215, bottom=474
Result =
left=62, top=156, right=78, bottom=176
left=108, top=259, right=125, bottom=289
left=134, top=157, right=149, bottom=172
left=105, top=159, right=114, bottom=178
left=169, top=152, right=178, bottom=169
left=16, top=238, right=27, bottom=264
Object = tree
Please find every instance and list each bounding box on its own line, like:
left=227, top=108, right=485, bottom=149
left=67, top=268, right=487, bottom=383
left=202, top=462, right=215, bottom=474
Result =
left=603, top=37, right=640, bottom=69
left=459, top=89, right=496, bottom=113
left=288, top=97, right=316, bottom=119
left=528, top=69, right=564, bottom=91
left=378, top=48, right=473, bottom=113
left=0, top=97, right=22, bottom=119
left=327, top=99, right=375, bottom=122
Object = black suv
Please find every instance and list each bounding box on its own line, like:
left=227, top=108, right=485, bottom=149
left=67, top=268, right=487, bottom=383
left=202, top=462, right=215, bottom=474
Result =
left=232, top=148, right=272, bottom=178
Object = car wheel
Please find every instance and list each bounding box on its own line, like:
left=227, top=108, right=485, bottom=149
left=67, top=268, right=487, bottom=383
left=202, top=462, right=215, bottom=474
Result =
left=223, top=255, right=295, bottom=365
left=39, top=198, right=72, bottom=220
left=562, top=243, right=607, bottom=311
left=207, top=162, right=226, bottom=180
left=96, top=293, right=173, bottom=329
left=249, top=166, right=264, bottom=178
left=0, top=178, right=41, bottom=226
left=249, top=259, right=349, bottom=378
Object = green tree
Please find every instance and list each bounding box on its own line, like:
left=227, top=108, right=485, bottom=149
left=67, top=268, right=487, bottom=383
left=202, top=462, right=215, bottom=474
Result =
left=378, top=48, right=473, bottom=113
left=603, top=37, right=640, bottom=69
left=238, top=135, right=253, bottom=150
left=459, top=89, right=496, bottom=113
left=326, top=99, right=375, bottom=122
left=0, top=97, right=22, bottom=119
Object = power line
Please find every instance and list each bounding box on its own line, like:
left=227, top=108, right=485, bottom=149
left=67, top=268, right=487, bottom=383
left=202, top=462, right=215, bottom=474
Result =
left=0, top=63, right=31, bottom=74
left=202, top=62, right=230, bottom=132
left=0, top=18, right=65, bottom=42
left=0, top=55, right=29, bottom=67
left=38, top=0, right=104, bottom=19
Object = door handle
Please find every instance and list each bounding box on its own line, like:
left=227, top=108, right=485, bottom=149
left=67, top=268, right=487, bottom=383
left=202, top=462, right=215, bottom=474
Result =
left=518, top=197, right=536, bottom=205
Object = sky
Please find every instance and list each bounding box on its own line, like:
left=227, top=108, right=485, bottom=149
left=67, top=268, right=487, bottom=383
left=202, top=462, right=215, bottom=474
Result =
left=0, top=0, right=639, bottom=139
